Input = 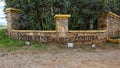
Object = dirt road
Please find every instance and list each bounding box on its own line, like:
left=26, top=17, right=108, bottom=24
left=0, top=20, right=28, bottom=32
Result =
left=0, top=48, right=120, bottom=68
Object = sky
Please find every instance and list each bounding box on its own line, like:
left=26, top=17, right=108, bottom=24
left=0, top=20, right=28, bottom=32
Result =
left=0, top=1, right=7, bottom=25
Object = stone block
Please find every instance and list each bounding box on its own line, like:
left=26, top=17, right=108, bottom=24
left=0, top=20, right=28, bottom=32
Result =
left=54, top=14, right=71, bottom=37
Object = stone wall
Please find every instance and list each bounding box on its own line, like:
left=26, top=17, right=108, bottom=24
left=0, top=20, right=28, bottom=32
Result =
left=97, top=12, right=107, bottom=30
left=6, top=8, right=120, bottom=45
left=10, top=30, right=107, bottom=45
left=107, top=12, right=120, bottom=37
left=98, top=12, right=120, bottom=37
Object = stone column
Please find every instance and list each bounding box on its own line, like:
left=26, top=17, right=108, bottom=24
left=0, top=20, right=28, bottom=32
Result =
left=6, top=8, right=21, bottom=33
left=54, top=14, right=71, bottom=37
left=97, top=12, right=107, bottom=30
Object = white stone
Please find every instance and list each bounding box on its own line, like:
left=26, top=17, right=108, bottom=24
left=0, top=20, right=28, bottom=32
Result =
left=25, top=41, right=30, bottom=46
left=68, top=43, right=73, bottom=47
left=92, top=44, right=96, bottom=48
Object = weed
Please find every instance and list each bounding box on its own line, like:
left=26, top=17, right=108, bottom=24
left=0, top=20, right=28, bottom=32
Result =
left=0, top=29, right=49, bottom=51
left=0, top=29, right=25, bottom=51
left=31, top=43, right=49, bottom=49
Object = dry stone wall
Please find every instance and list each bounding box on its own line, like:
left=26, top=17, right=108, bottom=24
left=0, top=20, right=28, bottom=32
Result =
left=98, top=12, right=120, bottom=38
left=10, top=30, right=107, bottom=45
left=107, top=12, right=120, bottom=37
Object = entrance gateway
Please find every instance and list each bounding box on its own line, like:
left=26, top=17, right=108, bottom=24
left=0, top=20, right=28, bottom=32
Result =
left=6, top=8, right=120, bottom=45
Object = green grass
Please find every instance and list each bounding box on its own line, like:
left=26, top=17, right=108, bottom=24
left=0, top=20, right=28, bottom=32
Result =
left=30, top=43, right=49, bottom=49
left=0, top=24, right=6, bottom=27
left=0, top=29, right=25, bottom=51
left=0, top=29, right=49, bottom=51
left=112, top=35, right=120, bottom=39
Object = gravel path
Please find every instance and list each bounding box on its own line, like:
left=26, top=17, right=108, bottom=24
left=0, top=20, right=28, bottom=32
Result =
left=0, top=49, right=120, bottom=68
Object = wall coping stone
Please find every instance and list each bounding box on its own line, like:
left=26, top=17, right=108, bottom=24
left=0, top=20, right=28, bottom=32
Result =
left=6, top=8, right=21, bottom=13
left=54, top=14, right=71, bottom=19
left=11, top=30, right=56, bottom=33
left=109, top=12, right=120, bottom=19
left=69, top=30, right=107, bottom=33
left=11, top=30, right=106, bottom=33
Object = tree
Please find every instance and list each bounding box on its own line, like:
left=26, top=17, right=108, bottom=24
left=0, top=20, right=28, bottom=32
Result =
left=4, top=0, right=120, bottom=30
left=102, top=0, right=120, bottom=15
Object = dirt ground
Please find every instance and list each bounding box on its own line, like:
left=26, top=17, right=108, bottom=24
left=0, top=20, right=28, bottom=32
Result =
left=0, top=45, right=120, bottom=68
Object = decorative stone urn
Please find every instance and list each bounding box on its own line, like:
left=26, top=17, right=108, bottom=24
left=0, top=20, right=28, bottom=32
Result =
left=54, top=14, right=71, bottom=37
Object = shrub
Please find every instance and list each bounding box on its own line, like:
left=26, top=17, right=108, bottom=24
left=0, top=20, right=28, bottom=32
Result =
left=4, top=0, right=120, bottom=30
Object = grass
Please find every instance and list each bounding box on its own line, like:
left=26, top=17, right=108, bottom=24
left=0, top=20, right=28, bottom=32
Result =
left=29, top=43, right=49, bottom=50
left=0, top=24, right=6, bottom=27
left=0, top=29, right=25, bottom=51
left=112, top=35, right=120, bottom=39
left=111, top=32, right=120, bottom=39
left=0, top=29, right=49, bottom=51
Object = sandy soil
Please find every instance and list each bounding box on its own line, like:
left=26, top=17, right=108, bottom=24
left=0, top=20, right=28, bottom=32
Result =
left=0, top=48, right=120, bottom=68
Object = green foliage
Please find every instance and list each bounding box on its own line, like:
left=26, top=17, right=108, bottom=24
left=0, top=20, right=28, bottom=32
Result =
left=0, top=29, right=25, bottom=51
left=0, top=29, right=49, bottom=51
left=111, top=31, right=120, bottom=39
left=112, top=36, right=120, bottom=39
left=31, top=43, right=49, bottom=49
left=111, top=34, right=120, bottom=39
left=4, top=0, right=120, bottom=30
left=108, top=0, right=120, bottom=15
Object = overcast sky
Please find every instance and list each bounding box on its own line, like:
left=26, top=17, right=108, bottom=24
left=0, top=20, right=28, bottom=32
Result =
left=0, top=1, right=7, bottom=25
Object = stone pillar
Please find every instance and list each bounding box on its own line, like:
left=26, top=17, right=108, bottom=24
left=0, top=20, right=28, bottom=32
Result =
left=6, top=8, right=21, bottom=33
left=97, top=12, right=107, bottom=30
left=54, top=14, right=71, bottom=37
